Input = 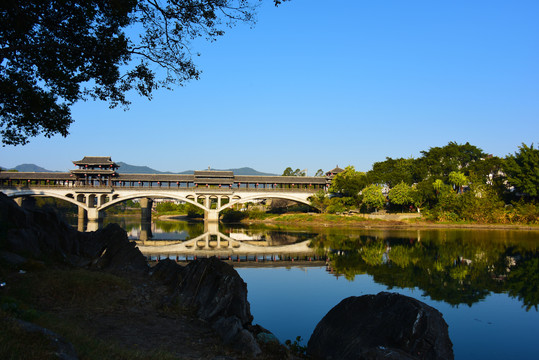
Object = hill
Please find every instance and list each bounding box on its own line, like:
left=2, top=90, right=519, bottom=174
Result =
left=3, top=161, right=277, bottom=176
left=115, top=162, right=276, bottom=176
left=0, top=163, right=53, bottom=172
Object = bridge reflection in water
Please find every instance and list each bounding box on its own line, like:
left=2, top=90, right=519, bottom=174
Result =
left=136, top=221, right=325, bottom=266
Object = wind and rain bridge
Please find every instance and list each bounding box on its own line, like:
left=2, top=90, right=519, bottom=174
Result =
left=1, top=157, right=337, bottom=230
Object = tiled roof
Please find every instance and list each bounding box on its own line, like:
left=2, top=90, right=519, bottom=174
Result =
left=73, top=156, right=118, bottom=166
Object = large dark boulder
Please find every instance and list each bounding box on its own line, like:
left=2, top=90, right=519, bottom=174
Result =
left=172, top=257, right=261, bottom=356
left=176, top=256, right=252, bottom=325
left=307, top=292, right=454, bottom=360
left=85, top=223, right=148, bottom=275
left=0, top=192, right=147, bottom=275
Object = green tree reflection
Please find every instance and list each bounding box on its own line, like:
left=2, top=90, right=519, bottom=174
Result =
left=311, top=232, right=538, bottom=308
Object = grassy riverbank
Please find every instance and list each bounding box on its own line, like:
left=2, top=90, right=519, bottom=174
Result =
left=239, top=212, right=539, bottom=231
left=0, top=263, right=286, bottom=360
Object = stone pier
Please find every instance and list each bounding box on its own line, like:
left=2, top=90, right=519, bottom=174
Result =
left=140, top=198, right=153, bottom=223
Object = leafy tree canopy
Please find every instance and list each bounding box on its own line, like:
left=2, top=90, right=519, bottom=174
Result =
left=367, top=157, right=416, bottom=187
left=0, top=0, right=286, bottom=145
left=329, top=165, right=367, bottom=199
left=361, top=184, right=386, bottom=211
left=417, top=142, right=487, bottom=180
left=448, top=171, right=468, bottom=193
left=282, top=167, right=306, bottom=176
left=388, top=181, right=413, bottom=207
left=504, top=143, right=539, bottom=200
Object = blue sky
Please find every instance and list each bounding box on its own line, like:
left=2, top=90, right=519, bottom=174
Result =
left=2, top=0, right=538, bottom=174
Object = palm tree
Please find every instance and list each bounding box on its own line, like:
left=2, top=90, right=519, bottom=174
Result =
left=433, top=179, right=444, bottom=196
left=448, top=171, right=467, bottom=194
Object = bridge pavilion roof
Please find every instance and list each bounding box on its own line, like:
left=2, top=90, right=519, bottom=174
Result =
left=73, top=156, right=118, bottom=168
left=325, top=166, right=345, bottom=177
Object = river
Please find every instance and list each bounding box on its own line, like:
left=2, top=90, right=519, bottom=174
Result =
left=93, top=216, right=539, bottom=359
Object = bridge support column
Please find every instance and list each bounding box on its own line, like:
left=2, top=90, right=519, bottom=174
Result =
left=14, top=197, right=23, bottom=207
left=86, top=208, right=103, bottom=232
left=87, top=208, right=102, bottom=222
left=140, top=221, right=152, bottom=243
left=204, top=221, right=219, bottom=234
left=140, top=198, right=153, bottom=223
left=77, top=207, right=86, bottom=232
left=204, top=209, right=219, bottom=222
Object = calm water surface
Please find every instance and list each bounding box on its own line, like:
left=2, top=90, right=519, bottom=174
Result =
left=99, top=217, right=539, bottom=359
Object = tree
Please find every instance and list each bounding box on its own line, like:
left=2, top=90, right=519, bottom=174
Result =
left=329, top=166, right=367, bottom=199
left=367, top=157, right=416, bottom=187
left=1, top=0, right=285, bottom=145
left=388, top=181, right=413, bottom=212
left=282, top=167, right=294, bottom=176
left=433, top=179, right=444, bottom=195
left=416, top=142, right=487, bottom=180
left=314, top=169, right=324, bottom=177
left=361, top=184, right=386, bottom=212
left=309, top=190, right=329, bottom=212
left=282, top=167, right=306, bottom=176
left=448, top=171, right=468, bottom=194
left=504, top=143, right=539, bottom=200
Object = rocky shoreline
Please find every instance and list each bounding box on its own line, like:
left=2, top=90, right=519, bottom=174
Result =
left=0, top=193, right=455, bottom=359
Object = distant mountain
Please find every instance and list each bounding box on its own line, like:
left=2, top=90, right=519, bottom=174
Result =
left=225, top=167, right=277, bottom=176
left=116, top=162, right=276, bottom=176
left=116, top=162, right=173, bottom=174
left=171, top=167, right=277, bottom=176
left=2, top=164, right=54, bottom=172
left=4, top=161, right=277, bottom=176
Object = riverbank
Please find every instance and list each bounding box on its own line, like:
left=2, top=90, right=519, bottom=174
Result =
left=0, top=265, right=289, bottom=360
left=240, top=213, right=539, bottom=231
left=0, top=194, right=291, bottom=360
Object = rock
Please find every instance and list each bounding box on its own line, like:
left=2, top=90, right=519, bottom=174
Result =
left=173, top=257, right=260, bottom=356
left=13, top=318, right=79, bottom=360
left=0, top=251, right=28, bottom=266
left=0, top=192, right=148, bottom=275
left=212, top=316, right=245, bottom=344
left=307, top=292, right=454, bottom=360
left=86, top=223, right=148, bottom=275
left=176, top=257, right=252, bottom=325
left=151, top=258, right=184, bottom=289
left=232, top=328, right=262, bottom=356
left=257, top=331, right=279, bottom=344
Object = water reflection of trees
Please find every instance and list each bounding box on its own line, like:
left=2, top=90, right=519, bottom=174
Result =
left=311, top=232, right=538, bottom=309
left=507, top=251, right=539, bottom=311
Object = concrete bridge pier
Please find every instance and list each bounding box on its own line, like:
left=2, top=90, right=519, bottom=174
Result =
left=87, top=208, right=103, bottom=232
left=140, top=198, right=153, bottom=223
left=204, top=209, right=219, bottom=222
left=77, top=207, right=86, bottom=232
left=140, top=221, right=153, bottom=243
left=204, top=221, right=219, bottom=234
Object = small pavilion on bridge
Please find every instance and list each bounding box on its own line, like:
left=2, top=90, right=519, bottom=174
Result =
left=70, top=156, right=119, bottom=186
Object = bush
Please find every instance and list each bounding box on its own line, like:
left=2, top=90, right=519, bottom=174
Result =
left=509, top=202, right=539, bottom=224
left=221, top=209, right=247, bottom=223
left=326, top=197, right=349, bottom=214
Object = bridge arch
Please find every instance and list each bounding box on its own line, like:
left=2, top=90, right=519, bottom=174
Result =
left=99, top=192, right=208, bottom=212
left=218, top=193, right=313, bottom=212
left=4, top=189, right=89, bottom=211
